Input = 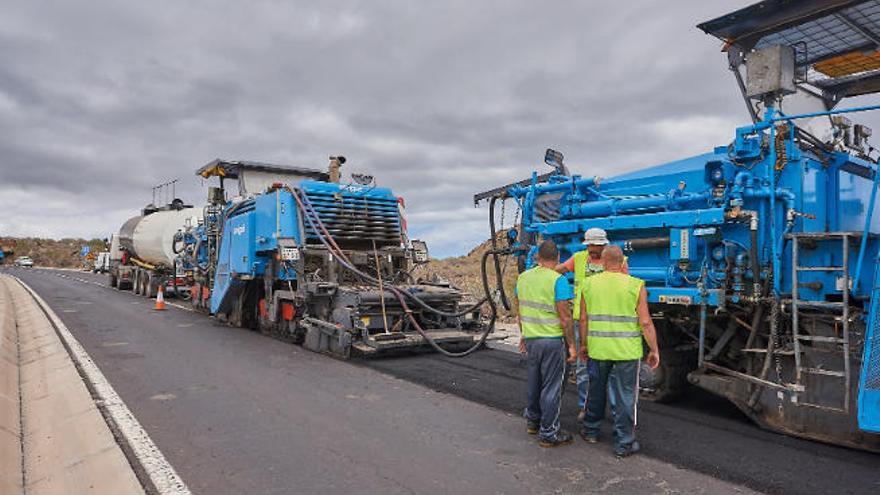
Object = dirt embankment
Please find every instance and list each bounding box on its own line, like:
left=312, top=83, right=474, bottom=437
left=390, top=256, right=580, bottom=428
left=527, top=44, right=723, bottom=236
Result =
left=0, top=237, right=108, bottom=268
left=418, top=232, right=519, bottom=319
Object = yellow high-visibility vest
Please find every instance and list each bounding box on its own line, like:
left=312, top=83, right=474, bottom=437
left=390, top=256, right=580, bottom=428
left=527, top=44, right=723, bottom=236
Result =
left=516, top=266, right=564, bottom=339
left=584, top=271, right=644, bottom=360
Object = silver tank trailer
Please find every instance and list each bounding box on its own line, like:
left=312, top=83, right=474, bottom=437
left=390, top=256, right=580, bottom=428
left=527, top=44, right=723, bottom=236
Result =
left=118, top=208, right=197, bottom=267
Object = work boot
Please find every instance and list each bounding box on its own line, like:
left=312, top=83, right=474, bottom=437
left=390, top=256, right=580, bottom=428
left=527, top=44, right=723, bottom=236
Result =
left=526, top=420, right=539, bottom=435
left=579, top=428, right=598, bottom=443
left=539, top=430, right=574, bottom=448
left=614, top=441, right=640, bottom=458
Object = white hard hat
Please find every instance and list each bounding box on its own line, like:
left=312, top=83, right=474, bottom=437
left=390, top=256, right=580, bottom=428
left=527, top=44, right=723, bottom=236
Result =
left=582, top=228, right=609, bottom=246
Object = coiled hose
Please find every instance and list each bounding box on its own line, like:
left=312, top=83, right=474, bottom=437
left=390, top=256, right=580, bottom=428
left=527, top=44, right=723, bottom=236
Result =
left=291, top=187, right=503, bottom=358
left=295, top=187, right=489, bottom=318
left=488, top=196, right=512, bottom=311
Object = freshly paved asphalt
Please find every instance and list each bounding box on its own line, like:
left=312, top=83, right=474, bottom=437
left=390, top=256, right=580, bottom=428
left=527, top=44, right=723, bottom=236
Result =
left=6, top=267, right=880, bottom=494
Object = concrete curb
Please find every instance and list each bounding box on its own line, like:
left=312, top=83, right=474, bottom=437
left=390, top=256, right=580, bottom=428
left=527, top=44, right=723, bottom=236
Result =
left=12, top=276, right=191, bottom=495
left=0, top=278, right=22, bottom=494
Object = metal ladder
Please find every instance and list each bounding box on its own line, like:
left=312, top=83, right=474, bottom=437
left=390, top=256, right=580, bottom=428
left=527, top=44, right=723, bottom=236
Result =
left=791, top=232, right=852, bottom=413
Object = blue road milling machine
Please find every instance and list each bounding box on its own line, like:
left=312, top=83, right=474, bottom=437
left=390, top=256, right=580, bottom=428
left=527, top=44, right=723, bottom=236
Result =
left=174, top=158, right=496, bottom=359
left=474, top=0, right=880, bottom=451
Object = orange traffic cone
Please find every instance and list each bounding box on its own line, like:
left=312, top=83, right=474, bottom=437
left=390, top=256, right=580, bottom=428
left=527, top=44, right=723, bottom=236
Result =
left=154, top=285, right=166, bottom=311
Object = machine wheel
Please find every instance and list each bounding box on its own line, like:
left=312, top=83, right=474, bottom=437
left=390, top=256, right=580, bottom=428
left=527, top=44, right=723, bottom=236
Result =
left=145, top=277, right=156, bottom=299
left=639, top=318, right=695, bottom=403
left=109, top=274, right=118, bottom=288
left=132, top=271, right=141, bottom=295
left=639, top=362, right=691, bottom=403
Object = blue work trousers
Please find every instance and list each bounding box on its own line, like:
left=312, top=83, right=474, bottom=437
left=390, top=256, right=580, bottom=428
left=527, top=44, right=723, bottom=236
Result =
left=574, top=323, right=589, bottom=409
left=523, top=337, right=565, bottom=441
left=583, top=359, right=640, bottom=452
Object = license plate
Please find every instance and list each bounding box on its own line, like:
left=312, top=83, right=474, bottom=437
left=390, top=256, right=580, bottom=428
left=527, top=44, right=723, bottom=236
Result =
left=658, top=295, right=692, bottom=305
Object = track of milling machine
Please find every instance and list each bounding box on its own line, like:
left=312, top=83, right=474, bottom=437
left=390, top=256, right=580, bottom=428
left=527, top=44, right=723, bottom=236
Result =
left=475, top=0, right=880, bottom=451
left=176, top=158, right=496, bottom=358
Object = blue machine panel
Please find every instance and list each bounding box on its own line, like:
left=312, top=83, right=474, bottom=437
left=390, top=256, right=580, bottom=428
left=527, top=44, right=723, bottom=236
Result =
left=227, top=211, right=257, bottom=275
left=859, top=257, right=880, bottom=432
left=253, top=191, right=301, bottom=252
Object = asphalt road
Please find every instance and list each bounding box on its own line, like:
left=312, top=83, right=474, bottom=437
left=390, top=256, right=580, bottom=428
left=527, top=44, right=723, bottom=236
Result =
left=7, top=267, right=880, bottom=494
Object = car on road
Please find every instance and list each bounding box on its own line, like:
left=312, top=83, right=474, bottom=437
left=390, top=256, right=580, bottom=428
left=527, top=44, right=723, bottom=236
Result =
left=93, top=252, right=111, bottom=273
left=14, top=256, right=34, bottom=268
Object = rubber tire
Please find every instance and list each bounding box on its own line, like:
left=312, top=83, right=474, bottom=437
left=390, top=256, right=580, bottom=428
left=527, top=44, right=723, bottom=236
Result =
left=640, top=362, right=690, bottom=403
left=144, top=275, right=155, bottom=299
left=638, top=318, right=694, bottom=403
left=109, top=274, right=118, bottom=288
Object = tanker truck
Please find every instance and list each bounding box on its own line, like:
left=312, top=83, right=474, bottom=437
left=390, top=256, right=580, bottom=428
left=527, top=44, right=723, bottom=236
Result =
left=109, top=199, right=198, bottom=298
left=475, top=1, right=880, bottom=451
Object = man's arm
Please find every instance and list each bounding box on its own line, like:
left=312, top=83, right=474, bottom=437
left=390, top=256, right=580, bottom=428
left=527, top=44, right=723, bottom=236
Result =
left=637, top=285, right=660, bottom=369
left=556, top=300, right=576, bottom=362
left=555, top=256, right=575, bottom=274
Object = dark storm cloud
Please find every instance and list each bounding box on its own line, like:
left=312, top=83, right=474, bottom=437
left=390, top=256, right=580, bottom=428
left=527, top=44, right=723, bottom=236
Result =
left=1, top=1, right=816, bottom=256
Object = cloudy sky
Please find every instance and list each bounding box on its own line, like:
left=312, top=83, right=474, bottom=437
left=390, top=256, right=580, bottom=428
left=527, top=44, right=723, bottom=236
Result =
left=1, top=0, right=856, bottom=257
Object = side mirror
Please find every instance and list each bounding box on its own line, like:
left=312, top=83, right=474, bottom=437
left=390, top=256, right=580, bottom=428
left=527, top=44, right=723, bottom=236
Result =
left=544, top=148, right=568, bottom=175
left=411, top=240, right=429, bottom=264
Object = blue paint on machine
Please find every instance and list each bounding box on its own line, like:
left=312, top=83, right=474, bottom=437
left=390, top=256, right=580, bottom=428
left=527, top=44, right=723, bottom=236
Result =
left=473, top=0, right=880, bottom=450
left=175, top=158, right=487, bottom=359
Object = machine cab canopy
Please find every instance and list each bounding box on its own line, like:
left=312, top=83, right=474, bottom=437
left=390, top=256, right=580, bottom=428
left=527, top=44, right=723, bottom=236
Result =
left=197, top=159, right=329, bottom=199
left=699, top=0, right=880, bottom=109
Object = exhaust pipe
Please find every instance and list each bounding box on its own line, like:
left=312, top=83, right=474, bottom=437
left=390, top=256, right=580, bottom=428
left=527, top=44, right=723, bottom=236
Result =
left=329, top=156, right=346, bottom=183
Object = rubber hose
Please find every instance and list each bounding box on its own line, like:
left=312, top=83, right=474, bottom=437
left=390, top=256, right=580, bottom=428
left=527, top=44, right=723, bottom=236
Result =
left=749, top=229, right=760, bottom=298
left=488, top=196, right=511, bottom=310
left=297, top=191, right=500, bottom=357
left=293, top=188, right=489, bottom=318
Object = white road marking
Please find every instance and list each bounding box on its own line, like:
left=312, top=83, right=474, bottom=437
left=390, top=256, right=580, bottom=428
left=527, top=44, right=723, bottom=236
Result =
left=167, top=302, right=193, bottom=312
left=13, top=276, right=192, bottom=495
left=40, top=268, right=196, bottom=312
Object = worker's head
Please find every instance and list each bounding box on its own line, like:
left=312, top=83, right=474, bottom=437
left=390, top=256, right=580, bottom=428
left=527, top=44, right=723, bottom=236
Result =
left=600, top=245, right=625, bottom=270
left=583, top=228, right=609, bottom=259
left=536, top=240, right=559, bottom=267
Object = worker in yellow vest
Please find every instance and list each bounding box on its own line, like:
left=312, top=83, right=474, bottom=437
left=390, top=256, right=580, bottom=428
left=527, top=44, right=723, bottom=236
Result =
left=578, top=245, right=659, bottom=458
left=516, top=240, right=577, bottom=447
left=556, top=228, right=628, bottom=420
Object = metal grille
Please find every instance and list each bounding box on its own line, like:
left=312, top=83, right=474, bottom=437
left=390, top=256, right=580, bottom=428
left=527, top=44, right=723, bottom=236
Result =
left=303, top=190, right=401, bottom=248
left=866, top=292, right=880, bottom=389
left=700, top=1, right=880, bottom=96
left=757, top=16, right=870, bottom=65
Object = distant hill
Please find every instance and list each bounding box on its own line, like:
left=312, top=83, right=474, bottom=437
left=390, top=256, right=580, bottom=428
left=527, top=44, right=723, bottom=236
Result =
left=0, top=234, right=520, bottom=318
left=0, top=237, right=108, bottom=268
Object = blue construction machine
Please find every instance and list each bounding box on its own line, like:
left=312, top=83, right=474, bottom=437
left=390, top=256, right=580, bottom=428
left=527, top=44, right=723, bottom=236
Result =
left=175, top=158, right=494, bottom=358
left=475, top=0, right=880, bottom=450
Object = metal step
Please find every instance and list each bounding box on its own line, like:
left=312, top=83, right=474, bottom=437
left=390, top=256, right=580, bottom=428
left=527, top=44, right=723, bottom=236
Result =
left=788, top=300, right=845, bottom=309
left=796, top=402, right=847, bottom=414
left=796, top=335, right=845, bottom=343
left=800, top=367, right=846, bottom=377
left=741, top=348, right=796, bottom=355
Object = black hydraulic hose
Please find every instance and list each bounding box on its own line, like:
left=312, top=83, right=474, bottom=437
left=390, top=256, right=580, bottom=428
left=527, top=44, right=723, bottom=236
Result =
left=294, top=187, right=488, bottom=318
left=292, top=187, right=498, bottom=356
left=488, top=196, right=511, bottom=311
left=749, top=229, right=761, bottom=299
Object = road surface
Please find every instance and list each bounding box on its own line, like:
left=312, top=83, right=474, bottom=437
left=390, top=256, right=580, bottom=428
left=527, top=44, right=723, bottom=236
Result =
left=6, top=267, right=880, bottom=494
